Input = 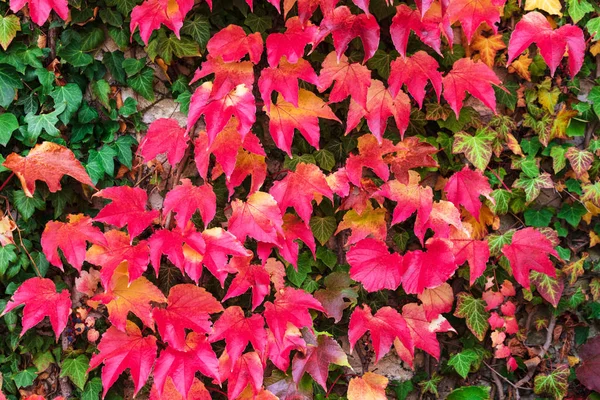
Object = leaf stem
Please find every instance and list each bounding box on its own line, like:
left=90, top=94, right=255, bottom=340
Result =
left=0, top=172, right=15, bottom=193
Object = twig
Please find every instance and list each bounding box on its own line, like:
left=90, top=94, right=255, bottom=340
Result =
left=326, top=373, right=343, bottom=398
left=0, top=172, right=15, bottom=193
left=9, top=214, right=42, bottom=277
left=490, top=368, right=505, bottom=400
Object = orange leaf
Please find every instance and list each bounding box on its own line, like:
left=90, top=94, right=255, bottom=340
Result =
left=347, top=372, right=388, bottom=400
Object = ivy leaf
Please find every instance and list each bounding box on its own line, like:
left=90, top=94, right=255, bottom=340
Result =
left=513, top=172, right=554, bottom=203
left=567, top=0, right=593, bottom=23
left=292, top=332, right=349, bottom=390
left=448, top=349, right=480, bottom=378
left=61, top=354, right=89, bottom=390
left=12, top=190, right=45, bottom=220
left=454, top=292, right=489, bottom=341
left=534, top=365, right=569, bottom=400
left=348, top=372, right=388, bottom=400
left=444, top=166, right=493, bottom=221
left=157, top=33, right=201, bottom=65
left=128, top=67, right=155, bottom=101
left=50, top=83, right=83, bottom=125
left=182, top=16, right=211, bottom=48
left=0, top=15, right=20, bottom=51
left=452, top=128, right=496, bottom=171
left=447, top=386, right=491, bottom=400
left=557, top=202, right=587, bottom=227
left=531, top=270, right=564, bottom=307
left=310, top=216, right=337, bottom=246
left=0, top=113, right=18, bottom=146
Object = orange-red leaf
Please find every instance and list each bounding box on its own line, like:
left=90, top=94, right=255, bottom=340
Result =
left=317, top=52, right=372, bottom=109
left=389, top=51, right=442, bottom=108
left=347, top=372, right=388, bottom=400
left=206, top=24, right=263, bottom=64
left=138, top=118, right=189, bottom=166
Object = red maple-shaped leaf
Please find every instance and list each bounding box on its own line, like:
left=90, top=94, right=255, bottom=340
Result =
left=138, top=118, right=189, bottom=166
left=265, top=17, right=318, bottom=67
left=206, top=24, right=263, bottom=64
left=41, top=214, right=106, bottom=272
left=229, top=192, right=284, bottom=245
left=390, top=4, right=452, bottom=58
left=210, top=306, right=267, bottom=366
left=389, top=136, right=439, bottom=184
left=86, top=230, right=150, bottom=287
left=447, top=0, right=503, bottom=43
left=92, top=264, right=166, bottom=332
left=264, top=287, right=324, bottom=346
left=195, top=227, right=252, bottom=284
left=501, top=227, right=558, bottom=288
left=348, top=372, right=388, bottom=400
left=130, top=0, right=193, bottom=45
left=94, top=186, right=159, bottom=240
left=270, top=163, right=333, bottom=226
left=153, top=284, right=223, bottom=350
left=442, top=58, right=502, bottom=117
left=402, top=238, right=457, bottom=294
left=389, top=51, right=442, bottom=108
left=163, top=179, right=216, bottom=229
left=277, top=213, right=316, bottom=267
left=88, top=322, right=158, bottom=398
left=377, top=178, right=433, bottom=226
left=507, top=11, right=584, bottom=77
left=219, top=149, right=267, bottom=198
left=317, top=52, right=372, bottom=109
left=190, top=57, right=255, bottom=99
left=187, top=82, right=256, bottom=143
left=292, top=331, right=349, bottom=390
left=449, top=226, right=490, bottom=285
left=315, top=6, right=380, bottom=63
left=349, top=304, right=413, bottom=363
left=576, top=335, right=600, bottom=393
left=444, top=166, right=493, bottom=220
left=265, top=325, right=305, bottom=371
left=3, top=142, right=93, bottom=198
left=149, top=377, right=211, bottom=400
left=222, top=256, right=271, bottom=310
left=347, top=238, right=404, bottom=292
left=394, top=303, right=455, bottom=366
left=148, top=228, right=189, bottom=275
left=153, top=333, right=219, bottom=398
left=1, top=277, right=71, bottom=340
left=417, top=283, right=454, bottom=321
left=346, top=135, right=397, bottom=187
left=264, top=89, right=340, bottom=156
left=259, top=58, right=318, bottom=110
left=282, top=0, right=334, bottom=22
left=414, top=200, right=463, bottom=243
left=221, top=351, right=264, bottom=400
left=346, top=79, right=411, bottom=142
left=10, top=0, right=68, bottom=25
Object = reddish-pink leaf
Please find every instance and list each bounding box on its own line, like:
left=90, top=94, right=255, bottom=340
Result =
left=221, top=352, right=264, bottom=400
left=507, top=11, right=585, bottom=77
left=130, top=0, right=193, bottom=45
left=138, top=118, right=188, bottom=166
left=93, top=186, right=159, bottom=240
left=259, top=58, right=318, bottom=110
left=417, top=283, right=454, bottom=321
left=163, top=179, right=216, bottom=230
left=377, top=179, right=433, bottom=226
left=190, top=57, right=255, bottom=99
left=444, top=166, right=493, bottom=220
left=347, top=238, right=404, bottom=292
left=277, top=213, right=316, bottom=267
left=447, top=0, right=503, bottom=43
left=193, top=227, right=251, bottom=284
left=576, top=335, right=600, bottom=393
left=265, top=17, right=318, bottom=67
left=88, top=322, right=157, bottom=398
left=449, top=227, right=490, bottom=285
left=314, top=272, right=358, bottom=323
left=206, top=24, right=263, bottom=64
left=442, top=58, right=502, bottom=117
left=149, top=377, right=211, bottom=400
left=229, top=191, right=284, bottom=244
left=389, top=51, right=442, bottom=108
left=346, top=135, right=397, bottom=187
left=1, top=277, right=71, bottom=340
left=222, top=256, right=271, bottom=310
left=349, top=304, right=413, bottom=363
left=41, top=214, right=106, bottom=272
left=414, top=200, right=463, bottom=243
left=501, top=227, right=558, bottom=288
left=346, top=79, right=411, bottom=142
left=402, top=238, right=457, bottom=294
left=10, top=0, right=68, bottom=25
left=317, top=52, right=372, bottom=109
left=389, top=136, right=439, bottom=184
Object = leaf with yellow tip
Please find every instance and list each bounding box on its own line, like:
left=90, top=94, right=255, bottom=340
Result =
left=525, top=0, right=563, bottom=16
left=335, top=205, right=387, bottom=246
left=347, top=372, right=388, bottom=400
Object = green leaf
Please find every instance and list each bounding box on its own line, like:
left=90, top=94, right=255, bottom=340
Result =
left=367, top=49, right=399, bottom=79
left=80, top=27, right=105, bottom=52
left=122, top=57, right=146, bottom=77
left=50, top=83, right=83, bottom=125
left=0, top=65, right=23, bottom=108
left=524, top=208, right=553, bottom=227
left=128, top=67, right=155, bottom=101
left=588, top=85, right=600, bottom=118
left=557, top=202, right=587, bottom=227
left=0, top=245, right=18, bottom=276
left=103, top=51, right=126, bottom=84
left=61, top=355, right=89, bottom=390
left=23, top=103, right=66, bottom=143
left=119, top=97, right=138, bottom=117
left=534, top=365, right=569, bottom=400
left=114, top=135, right=137, bottom=169
left=550, top=145, right=568, bottom=173
left=0, top=113, right=18, bottom=146
left=568, top=0, right=594, bottom=23
left=99, top=8, right=123, bottom=27
left=13, top=367, right=37, bottom=388
left=82, top=377, right=103, bottom=400
left=108, top=26, right=130, bottom=50
left=0, top=15, right=21, bottom=51
left=310, top=216, right=337, bottom=246
left=157, top=32, right=201, bottom=65
left=57, top=42, right=93, bottom=67
left=86, top=150, right=105, bottom=184
left=393, top=380, right=414, bottom=400
left=286, top=252, right=314, bottom=287
left=447, top=386, right=490, bottom=400
left=97, top=145, right=117, bottom=177
left=494, top=80, right=518, bottom=111
left=181, top=16, right=211, bottom=48
left=452, top=128, right=495, bottom=170
left=92, top=79, right=111, bottom=109
left=513, top=172, right=554, bottom=203
left=448, top=349, right=480, bottom=378
left=314, top=149, right=335, bottom=172
left=490, top=189, right=512, bottom=215
left=244, top=13, right=272, bottom=33
left=454, top=293, right=489, bottom=341
left=587, top=17, right=600, bottom=40
left=419, top=373, right=443, bottom=397
left=33, top=351, right=55, bottom=373
left=13, top=190, right=45, bottom=220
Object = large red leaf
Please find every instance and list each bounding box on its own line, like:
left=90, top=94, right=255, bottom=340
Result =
left=413, top=200, right=463, bottom=243
left=130, top=0, right=193, bottom=45
left=389, top=137, right=438, bottom=184
left=138, top=118, right=189, bottom=166
left=347, top=238, right=404, bottom=292
left=389, top=51, right=442, bottom=108
left=317, top=52, right=372, bottom=109
left=265, top=17, right=318, bottom=67
left=149, top=377, right=211, bottom=400
left=259, top=58, right=318, bottom=110
left=190, top=57, right=255, bottom=99
left=276, top=213, right=316, bottom=267
left=377, top=178, right=433, bottom=226
left=444, top=166, right=493, bottom=221
left=401, top=238, right=457, bottom=294
left=10, top=0, right=68, bottom=25
left=222, top=351, right=264, bottom=400
left=88, top=322, right=157, bottom=398
left=206, top=24, right=263, bottom=64
left=501, top=227, right=558, bottom=287
left=163, top=179, right=216, bottom=229
left=449, top=227, right=490, bottom=285
left=1, top=277, right=71, bottom=340
left=447, top=0, right=504, bottom=43
left=417, top=283, right=454, bottom=321
left=345, top=134, right=397, bottom=187
left=229, top=191, right=284, bottom=244
left=222, top=256, right=271, bottom=310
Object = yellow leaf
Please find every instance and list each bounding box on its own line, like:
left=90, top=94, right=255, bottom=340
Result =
left=508, top=54, right=533, bottom=81
left=471, top=32, right=506, bottom=68
left=538, top=86, right=560, bottom=115
left=590, top=41, right=600, bottom=56
left=590, top=231, right=600, bottom=247
left=524, top=0, right=562, bottom=16
left=462, top=204, right=498, bottom=240
left=582, top=201, right=600, bottom=224
left=550, top=107, right=578, bottom=142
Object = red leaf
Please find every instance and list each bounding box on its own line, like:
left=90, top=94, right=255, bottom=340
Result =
left=264, top=287, right=324, bottom=346
left=190, top=57, right=255, bottom=99
left=507, top=11, right=585, bottom=77
left=417, top=283, right=454, bottom=321
left=130, top=0, right=193, bottom=45
left=138, top=118, right=188, bottom=166
left=447, top=0, right=503, bottom=43
left=149, top=377, right=211, bottom=400
left=93, top=186, right=159, bottom=240
left=41, top=214, right=106, bottom=272
left=576, top=335, right=600, bottom=393
left=153, top=333, right=219, bottom=397
left=414, top=200, right=463, bottom=243
left=229, top=191, right=284, bottom=244
left=346, top=79, right=411, bottom=142
left=347, top=238, right=404, bottom=292
left=389, top=51, right=442, bottom=108
left=444, top=166, right=493, bottom=221
left=264, top=89, right=340, bottom=156
left=222, top=256, right=271, bottom=310
left=1, top=277, right=71, bottom=340
left=222, top=352, right=264, bottom=400
left=270, top=163, right=333, bottom=226
left=277, top=213, right=316, bottom=267
left=442, top=58, right=501, bottom=117
left=265, top=17, right=318, bottom=67
left=377, top=178, right=433, bottom=226
left=210, top=306, right=267, bottom=366
left=152, top=284, right=223, bottom=350
left=449, top=227, right=490, bottom=285
left=3, top=142, right=93, bottom=198
left=314, top=272, right=358, bottom=323
left=315, top=6, right=380, bottom=63
left=206, top=24, right=263, bottom=64
left=402, top=238, right=457, bottom=294
left=346, top=134, right=397, bottom=187
left=348, top=304, right=413, bottom=363
left=259, top=57, right=318, bottom=110
left=187, top=82, right=256, bottom=144
left=389, top=137, right=438, bottom=184
left=163, top=179, right=216, bottom=230
left=317, top=52, right=372, bottom=109
left=10, top=0, right=68, bottom=25
left=196, top=227, right=251, bottom=284
left=88, top=322, right=158, bottom=398
left=501, top=227, right=558, bottom=288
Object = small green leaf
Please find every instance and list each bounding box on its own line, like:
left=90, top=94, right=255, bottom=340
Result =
left=61, top=355, right=89, bottom=390
left=114, top=135, right=137, bottom=169
left=82, top=377, right=103, bottom=400
left=490, top=189, right=512, bottom=215
left=448, top=349, right=480, bottom=378
left=13, top=190, right=45, bottom=220
left=524, top=208, right=553, bottom=227
left=0, top=113, right=18, bottom=146
left=0, top=245, right=17, bottom=276
left=557, top=202, right=587, bottom=227
left=0, top=15, right=21, bottom=51
left=182, top=16, right=211, bottom=49
left=23, top=103, right=66, bottom=143
left=314, top=149, right=335, bottom=171
left=128, top=67, right=155, bottom=101
left=103, top=51, right=127, bottom=84
left=50, top=83, right=83, bottom=125
left=452, top=128, right=495, bottom=170
left=568, top=0, right=594, bottom=23
left=98, top=145, right=118, bottom=177
left=122, top=57, right=146, bottom=77
left=57, top=42, right=93, bottom=67
left=310, top=216, right=337, bottom=246
left=13, top=367, right=37, bottom=388
left=447, top=386, right=490, bottom=400
left=534, top=365, right=569, bottom=400
left=244, top=13, right=272, bottom=33
left=454, top=293, right=489, bottom=341
left=513, top=172, right=554, bottom=203
left=0, top=65, right=23, bottom=108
